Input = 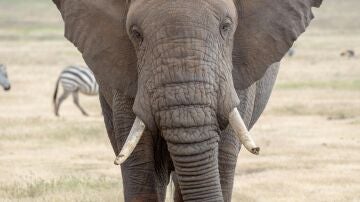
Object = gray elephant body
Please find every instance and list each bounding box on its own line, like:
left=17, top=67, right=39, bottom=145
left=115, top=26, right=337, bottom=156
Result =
left=95, top=61, right=279, bottom=201
left=98, top=61, right=279, bottom=201
left=53, top=0, right=321, bottom=201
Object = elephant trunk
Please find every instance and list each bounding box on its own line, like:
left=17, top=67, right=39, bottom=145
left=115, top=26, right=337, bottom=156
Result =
left=149, top=66, right=223, bottom=200
left=160, top=108, right=223, bottom=201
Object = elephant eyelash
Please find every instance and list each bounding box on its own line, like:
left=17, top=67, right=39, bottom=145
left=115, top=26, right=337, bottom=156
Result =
left=220, top=18, right=233, bottom=39
left=130, top=25, right=143, bottom=45
left=221, top=23, right=231, bottom=32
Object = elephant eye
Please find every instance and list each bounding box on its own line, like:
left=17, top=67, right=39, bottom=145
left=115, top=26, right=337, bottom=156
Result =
left=130, top=25, right=143, bottom=45
left=220, top=18, right=233, bottom=39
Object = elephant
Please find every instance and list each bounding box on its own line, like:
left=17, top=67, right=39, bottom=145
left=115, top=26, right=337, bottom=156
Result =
left=53, top=0, right=322, bottom=201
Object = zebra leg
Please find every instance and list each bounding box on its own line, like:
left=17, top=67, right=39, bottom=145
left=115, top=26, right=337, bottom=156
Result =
left=55, top=91, right=70, bottom=116
left=72, top=92, right=89, bottom=116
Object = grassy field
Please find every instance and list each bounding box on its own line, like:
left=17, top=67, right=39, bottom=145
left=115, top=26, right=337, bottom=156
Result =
left=0, top=0, right=359, bottom=201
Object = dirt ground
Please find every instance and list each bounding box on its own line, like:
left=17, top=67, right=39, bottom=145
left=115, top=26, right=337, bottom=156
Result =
left=0, top=0, right=359, bottom=201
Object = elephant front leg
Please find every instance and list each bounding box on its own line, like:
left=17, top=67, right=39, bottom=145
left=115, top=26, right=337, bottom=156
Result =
left=121, top=131, right=167, bottom=201
left=101, top=92, right=167, bottom=201
left=219, top=126, right=241, bottom=202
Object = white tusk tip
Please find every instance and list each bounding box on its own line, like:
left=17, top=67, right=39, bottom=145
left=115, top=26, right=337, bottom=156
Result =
left=114, top=154, right=125, bottom=165
left=113, top=117, right=146, bottom=165
left=251, top=147, right=260, bottom=155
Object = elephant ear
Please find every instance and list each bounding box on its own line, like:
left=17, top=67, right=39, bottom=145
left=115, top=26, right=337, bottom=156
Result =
left=232, top=0, right=322, bottom=90
left=53, top=0, right=137, bottom=96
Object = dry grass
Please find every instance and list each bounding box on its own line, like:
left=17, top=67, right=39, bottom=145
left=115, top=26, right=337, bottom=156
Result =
left=0, top=0, right=359, bottom=201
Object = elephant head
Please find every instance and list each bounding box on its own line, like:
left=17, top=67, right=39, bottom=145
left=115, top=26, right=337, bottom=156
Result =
left=54, top=0, right=322, bottom=201
left=0, top=64, right=10, bottom=91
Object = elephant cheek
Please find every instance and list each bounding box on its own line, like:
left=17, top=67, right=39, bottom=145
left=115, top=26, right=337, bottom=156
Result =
left=132, top=87, right=157, bottom=133
left=217, top=79, right=240, bottom=129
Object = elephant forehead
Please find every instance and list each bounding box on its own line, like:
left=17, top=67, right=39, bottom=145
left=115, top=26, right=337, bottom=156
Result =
left=128, top=0, right=237, bottom=29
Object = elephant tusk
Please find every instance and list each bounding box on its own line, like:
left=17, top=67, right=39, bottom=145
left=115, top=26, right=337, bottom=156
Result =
left=229, top=108, right=260, bottom=155
left=114, top=117, right=146, bottom=165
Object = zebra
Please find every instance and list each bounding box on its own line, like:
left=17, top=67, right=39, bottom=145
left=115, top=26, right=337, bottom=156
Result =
left=0, top=64, right=11, bottom=91
left=53, top=65, right=99, bottom=116
left=340, top=49, right=355, bottom=58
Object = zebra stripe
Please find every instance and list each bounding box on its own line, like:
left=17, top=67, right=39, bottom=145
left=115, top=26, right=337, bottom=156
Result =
left=53, top=65, right=99, bottom=116
left=59, top=66, right=98, bottom=95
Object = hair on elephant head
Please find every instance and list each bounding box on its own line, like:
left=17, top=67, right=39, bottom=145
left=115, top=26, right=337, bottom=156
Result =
left=54, top=0, right=322, bottom=201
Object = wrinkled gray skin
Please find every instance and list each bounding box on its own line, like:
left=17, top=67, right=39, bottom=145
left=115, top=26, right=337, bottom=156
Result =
left=101, top=3, right=278, bottom=201
left=54, top=0, right=321, bottom=201
left=0, top=64, right=11, bottom=91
